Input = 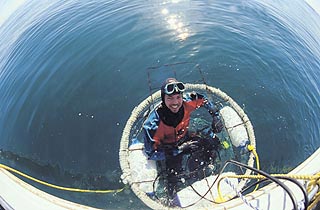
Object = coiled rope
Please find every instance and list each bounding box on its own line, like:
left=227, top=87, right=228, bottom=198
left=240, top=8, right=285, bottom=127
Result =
left=0, top=163, right=124, bottom=193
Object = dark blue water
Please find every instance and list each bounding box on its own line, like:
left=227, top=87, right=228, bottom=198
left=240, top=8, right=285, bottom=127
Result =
left=0, top=0, right=319, bottom=209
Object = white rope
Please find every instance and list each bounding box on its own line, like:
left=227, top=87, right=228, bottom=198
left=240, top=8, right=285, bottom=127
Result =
left=224, top=178, right=260, bottom=210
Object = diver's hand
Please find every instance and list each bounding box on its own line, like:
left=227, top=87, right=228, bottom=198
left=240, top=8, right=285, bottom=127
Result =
left=178, top=141, right=199, bottom=152
left=190, top=91, right=197, bottom=100
left=212, top=134, right=221, bottom=148
left=189, top=91, right=204, bottom=100
left=212, top=114, right=223, bottom=133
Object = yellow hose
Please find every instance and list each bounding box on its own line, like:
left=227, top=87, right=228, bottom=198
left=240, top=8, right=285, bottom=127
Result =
left=0, top=163, right=124, bottom=193
left=247, top=144, right=260, bottom=170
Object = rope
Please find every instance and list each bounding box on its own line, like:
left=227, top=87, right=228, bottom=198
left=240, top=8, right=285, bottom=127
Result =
left=0, top=163, right=124, bottom=193
left=306, top=172, right=320, bottom=210
left=308, top=191, right=320, bottom=210
left=217, top=169, right=320, bottom=210
left=248, top=145, right=260, bottom=171
left=216, top=160, right=304, bottom=210
left=216, top=145, right=260, bottom=201
left=224, top=178, right=260, bottom=210
left=222, top=172, right=320, bottom=182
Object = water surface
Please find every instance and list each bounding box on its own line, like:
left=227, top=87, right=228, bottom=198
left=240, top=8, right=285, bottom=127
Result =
left=0, top=0, right=319, bottom=208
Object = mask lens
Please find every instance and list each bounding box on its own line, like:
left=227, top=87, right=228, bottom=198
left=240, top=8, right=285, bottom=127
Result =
left=176, top=82, right=185, bottom=91
left=165, top=83, right=175, bottom=94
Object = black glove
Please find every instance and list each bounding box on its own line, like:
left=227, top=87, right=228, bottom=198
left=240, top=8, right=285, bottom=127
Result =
left=212, top=135, right=221, bottom=149
left=178, top=141, right=199, bottom=152
left=212, top=114, right=223, bottom=133
left=190, top=92, right=204, bottom=100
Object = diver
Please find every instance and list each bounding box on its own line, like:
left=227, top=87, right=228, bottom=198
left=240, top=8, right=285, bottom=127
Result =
left=143, top=78, right=223, bottom=205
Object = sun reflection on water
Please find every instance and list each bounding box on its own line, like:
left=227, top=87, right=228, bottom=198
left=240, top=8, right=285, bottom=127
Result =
left=160, top=1, right=190, bottom=41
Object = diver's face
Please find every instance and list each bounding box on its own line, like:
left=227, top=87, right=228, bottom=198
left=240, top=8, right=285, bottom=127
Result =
left=164, top=93, right=183, bottom=113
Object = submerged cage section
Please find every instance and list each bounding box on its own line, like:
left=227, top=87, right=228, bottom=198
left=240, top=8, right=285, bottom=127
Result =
left=119, top=84, right=256, bottom=209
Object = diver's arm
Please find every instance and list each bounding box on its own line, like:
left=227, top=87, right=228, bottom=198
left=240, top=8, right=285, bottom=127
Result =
left=142, top=110, right=166, bottom=160
left=186, top=91, right=218, bottom=113
left=186, top=91, right=223, bottom=133
left=142, top=110, right=159, bottom=157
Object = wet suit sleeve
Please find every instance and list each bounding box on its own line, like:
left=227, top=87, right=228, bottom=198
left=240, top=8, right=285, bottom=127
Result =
left=186, top=92, right=223, bottom=133
left=143, top=110, right=165, bottom=160
left=185, top=92, right=216, bottom=112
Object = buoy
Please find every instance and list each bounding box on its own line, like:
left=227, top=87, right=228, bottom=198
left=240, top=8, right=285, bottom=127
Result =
left=128, top=139, right=158, bottom=193
left=220, top=106, right=249, bottom=148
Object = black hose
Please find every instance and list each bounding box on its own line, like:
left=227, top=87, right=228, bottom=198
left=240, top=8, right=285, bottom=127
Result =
left=225, top=160, right=300, bottom=210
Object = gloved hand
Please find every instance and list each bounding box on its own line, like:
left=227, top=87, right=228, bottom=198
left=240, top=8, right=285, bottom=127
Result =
left=189, top=92, right=204, bottom=100
left=212, top=135, right=221, bottom=149
left=190, top=92, right=197, bottom=100
left=178, top=141, right=199, bottom=152
left=212, top=114, right=223, bottom=133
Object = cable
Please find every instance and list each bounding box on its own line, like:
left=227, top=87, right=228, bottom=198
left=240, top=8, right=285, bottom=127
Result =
left=217, top=160, right=299, bottom=210
left=240, top=176, right=308, bottom=210
left=145, top=155, right=317, bottom=210
left=0, top=163, right=124, bottom=193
